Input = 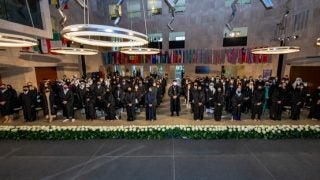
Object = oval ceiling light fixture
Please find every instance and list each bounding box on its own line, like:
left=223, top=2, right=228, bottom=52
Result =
left=252, top=46, right=300, bottom=54
left=317, top=38, right=320, bottom=46
left=0, top=32, right=37, bottom=47
left=50, top=47, right=98, bottom=55
left=61, top=24, right=148, bottom=47
left=120, top=47, right=160, bottom=55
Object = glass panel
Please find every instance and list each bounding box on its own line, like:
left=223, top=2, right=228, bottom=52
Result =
left=147, top=0, right=162, bottom=16
left=169, top=32, right=185, bottom=41
left=0, top=0, right=43, bottom=29
left=127, top=0, right=141, bottom=18
left=223, top=27, right=248, bottom=38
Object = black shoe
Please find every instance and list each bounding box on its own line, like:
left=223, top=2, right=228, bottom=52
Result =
left=176, top=113, right=179, bottom=116
left=171, top=113, right=174, bottom=116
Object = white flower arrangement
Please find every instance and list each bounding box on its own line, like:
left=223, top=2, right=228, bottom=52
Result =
left=0, top=125, right=319, bottom=140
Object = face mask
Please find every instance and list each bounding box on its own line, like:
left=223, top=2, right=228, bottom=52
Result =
left=236, top=91, right=241, bottom=96
left=218, top=89, right=222, bottom=92
left=173, top=82, right=177, bottom=86
left=23, top=89, right=28, bottom=92
left=128, top=89, right=132, bottom=92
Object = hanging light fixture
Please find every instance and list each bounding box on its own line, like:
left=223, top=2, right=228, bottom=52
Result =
left=61, top=0, right=148, bottom=47
left=252, top=46, right=300, bottom=54
left=0, top=33, right=37, bottom=47
left=120, top=0, right=160, bottom=55
left=62, top=24, right=148, bottom=47
left=121, top=47, right=159, bottom=55
left=50, top=47, right=98, bottom=55
left=317, top=38, right=320, bottom=46
left=252, top=5, right=302, bottom=55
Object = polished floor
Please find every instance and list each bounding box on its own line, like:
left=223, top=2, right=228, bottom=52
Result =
left=0, top=139, right=319, bottom=180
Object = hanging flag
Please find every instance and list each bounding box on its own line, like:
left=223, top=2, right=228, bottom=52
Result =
left=48, top=0, right=58, bottom=5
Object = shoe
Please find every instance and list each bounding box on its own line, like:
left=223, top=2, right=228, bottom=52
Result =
left=115, top=116, right=119, bottom=120
left=62, top=119, right=69, bottom=123
left=171, top=113, right=174, bottom=116
left=71, top=119, right=75, bottom=122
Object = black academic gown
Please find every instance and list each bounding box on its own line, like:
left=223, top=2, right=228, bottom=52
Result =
left=93, top=85, right=105, bottom=110
left=291, top=89, right=305, bottom=120
left=231, top=94, right=244, bottom=119
left=270, top=87, right=285, bottom=120
left=60, top=89, right=75, bottom=119
left=84, top=90, right=95, bottom=120
left=145, top=91, right=157, bottom=120
left=193, top=90, right=205, bottom=120
left=168, top=85, right=181, bottom=115
left=20, top=91, right=37, bottom=121
left=124, top=91, right=136, bottom=121
left=0, top=89, right=13, bottom=116
left=251, top=89, right=265, bottom=120
left=103, top=92, right=116, bottom=120
left=308, top=89, right=320, bottom=120
left=214, top=92, right=225, bottom=121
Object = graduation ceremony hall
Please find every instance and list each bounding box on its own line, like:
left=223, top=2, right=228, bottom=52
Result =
left=0, top=0, right=319, bottom=179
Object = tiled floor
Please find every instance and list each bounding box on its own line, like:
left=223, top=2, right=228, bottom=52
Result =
left=0, top=139, right=319, bottom=180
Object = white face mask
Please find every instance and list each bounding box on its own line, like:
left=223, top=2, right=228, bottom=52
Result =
left=173, top=82, right=177, bottom=86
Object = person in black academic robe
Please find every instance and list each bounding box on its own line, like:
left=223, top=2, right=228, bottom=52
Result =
left=189, top=83, right=198, bottom=113
left=113, top=84, right=124, bottom=119
left=76, top=83, right=86, bottom=109
left=231, top=89, right=244, bottom=121
left=124, top=87, right=136, bottom=121
left=156, top=83, right=163, bottom=106
left=225, top=83, right=236, bottom=113
left=308, top=86, right=320, bottom=120
left=270, top=84, right=285, bottom=120
left=168, top=80, right=181, bottom=116
left=20, top=86, right=37, bottom=122
left=241, top=83, right=253, bottom=113
left=251, top=85, right=265, bottom=121
left=7, top=85, right=19, bottom=110
left=290, top=85, right=305, bottom=120
left=60, top=85, right=75, bottom=122
left=193, top=86, right=205, bottom=120
left=214, top=87, right=225, bottom=121
left=205, top=84, right=216, bottom=110
left=84, top=87, right=95, bottom=120
left=145, top=87, right=157, bottom=121
left=93, top=82, right=105, bottom=111
left=103, top=88, right=116, bottom=120
left=0, top=84, right=14, bottom=123
left=42, top=87, right=56, bottom=122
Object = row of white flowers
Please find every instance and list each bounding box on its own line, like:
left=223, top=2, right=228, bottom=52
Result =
left=0, top=125, right=319, bottom=133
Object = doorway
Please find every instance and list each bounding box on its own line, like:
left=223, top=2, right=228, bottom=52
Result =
left=290, top=66, right=320, bottom=91
left=35, top=67, right=58, bottom=88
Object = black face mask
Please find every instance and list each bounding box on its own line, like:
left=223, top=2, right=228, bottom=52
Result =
left=23, top=89, right=28, bottom=92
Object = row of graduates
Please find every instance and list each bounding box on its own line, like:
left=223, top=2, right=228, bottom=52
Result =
left=0, top=74, right=168, bottom=123
left=171, top=75, right=320, bottom=121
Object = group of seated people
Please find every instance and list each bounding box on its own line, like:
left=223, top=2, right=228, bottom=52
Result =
left=0, top=73, right=319, bottom=124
